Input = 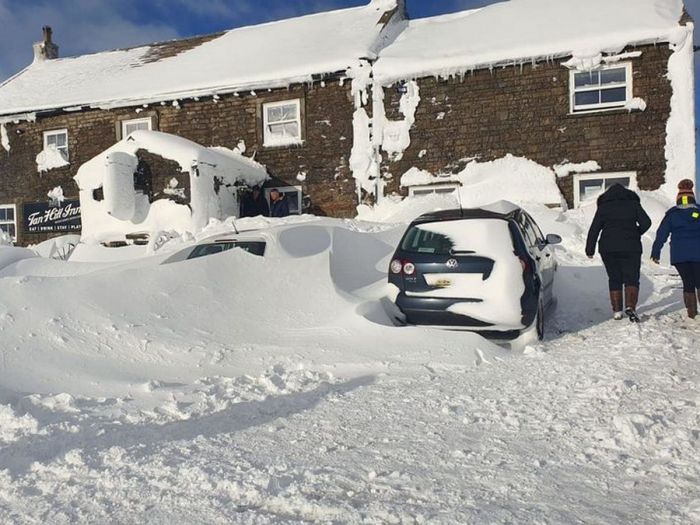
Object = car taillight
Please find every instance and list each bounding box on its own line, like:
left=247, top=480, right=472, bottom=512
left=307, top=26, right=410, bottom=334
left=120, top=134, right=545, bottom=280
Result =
left=390, top=259, right=416, bottom=276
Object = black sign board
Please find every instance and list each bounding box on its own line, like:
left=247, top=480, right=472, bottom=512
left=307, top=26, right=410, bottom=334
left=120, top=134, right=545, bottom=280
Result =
left=23, top=200, right=82, bottom=234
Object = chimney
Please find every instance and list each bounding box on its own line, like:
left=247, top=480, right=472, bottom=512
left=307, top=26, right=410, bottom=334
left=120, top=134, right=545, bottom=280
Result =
left=33, top=26, right=59, bottom=62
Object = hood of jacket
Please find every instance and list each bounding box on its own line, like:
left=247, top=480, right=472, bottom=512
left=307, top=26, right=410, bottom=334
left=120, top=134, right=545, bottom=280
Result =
left=597, top=183, right=640, bottom=205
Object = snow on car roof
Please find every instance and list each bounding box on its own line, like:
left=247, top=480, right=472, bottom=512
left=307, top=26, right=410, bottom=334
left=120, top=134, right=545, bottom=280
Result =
left=374, top=0, right=686, bottom=85
left=0, top=1, right=402, bottom=116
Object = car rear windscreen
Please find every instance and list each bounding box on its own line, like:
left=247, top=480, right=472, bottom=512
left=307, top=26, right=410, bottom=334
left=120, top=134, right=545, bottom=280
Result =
left=188, top=241, right=266, bottom=260
left=401, top=219, right=513, bottom=255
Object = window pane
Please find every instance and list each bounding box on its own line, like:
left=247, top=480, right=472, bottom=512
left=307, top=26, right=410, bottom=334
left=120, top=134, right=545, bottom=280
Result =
left=600, top=87, right=627, bottom=104
left=574, top=71, right=600, bottom=88
left=9, top=224, right=15, bottom=238
left=604, top=177, right=631, bottom=189
left=435, top=188, right=457, bottom=195
left=0, top=224, right=7, bottom=234
left=401, top=227, right=455, bottom=255
left=0, top=209, right=5, bottom=221
left=124, top=121, right=150, bottom=136
left=6, top=207, right=13, bottom=220
left=600, top=68, right=626, bottom=85
left=575, top=90, right=600, bottom=107
left=268, top=122, right=300, bottom=139
left=55, top=134, right=67, bottom=147
left=267, top=104, right=297, bottom=123
left=580, top=179, right=605, bottom=201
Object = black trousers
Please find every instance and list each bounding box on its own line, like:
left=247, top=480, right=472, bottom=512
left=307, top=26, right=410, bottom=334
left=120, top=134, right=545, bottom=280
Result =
left=601, top=252, right=641, bottom=291
left=675, top=262, right=700, bottom=293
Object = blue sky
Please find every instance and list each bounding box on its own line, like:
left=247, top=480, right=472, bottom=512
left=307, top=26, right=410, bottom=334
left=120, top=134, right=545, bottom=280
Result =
left=0, top=0, right=698, bottom=170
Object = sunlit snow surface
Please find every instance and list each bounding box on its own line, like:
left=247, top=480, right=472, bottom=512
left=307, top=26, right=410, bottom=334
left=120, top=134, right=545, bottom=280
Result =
left=0, top=196, right=699, bottom=522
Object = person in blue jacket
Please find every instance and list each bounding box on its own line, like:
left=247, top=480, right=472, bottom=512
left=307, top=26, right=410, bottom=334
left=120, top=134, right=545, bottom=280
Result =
left=652, top=179, right=700, bottom=319
left=269, top=189, right=291, bottom=218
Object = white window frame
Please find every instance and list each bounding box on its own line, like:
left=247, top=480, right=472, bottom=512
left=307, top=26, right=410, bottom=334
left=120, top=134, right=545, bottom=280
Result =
left=569, top=62, right=633, bottom=114
left=262, top=99, right=303, bottom=147
left=0, top=203, right=17, bottom=241
left=265, top=186, right=303, bottom=215
left=121, top=117, right=152, bottom=138
left=408, top=183, right=461, bottom=197
left=573, top=171, right=638, bottom=208
left=43, top=129, right=69, bottom=161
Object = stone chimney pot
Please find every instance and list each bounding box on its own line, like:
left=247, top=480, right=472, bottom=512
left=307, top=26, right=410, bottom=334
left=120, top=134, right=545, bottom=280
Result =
left=33, top=26, right=59, bottom=62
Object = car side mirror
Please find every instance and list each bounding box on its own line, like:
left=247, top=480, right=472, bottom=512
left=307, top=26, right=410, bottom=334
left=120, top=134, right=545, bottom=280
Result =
left=546, top=234, right=562, bottom=245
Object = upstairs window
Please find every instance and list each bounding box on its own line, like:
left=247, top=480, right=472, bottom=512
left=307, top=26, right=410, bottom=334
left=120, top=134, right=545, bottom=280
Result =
left=263, top=99, right=303, bottom=147
left=43, top=129, right=69, bottom=161
left=122, top=117, right=152, bottom=138
left=0, top=204, right=17, bottom=241
left=570, top=63, right=632, bottom=113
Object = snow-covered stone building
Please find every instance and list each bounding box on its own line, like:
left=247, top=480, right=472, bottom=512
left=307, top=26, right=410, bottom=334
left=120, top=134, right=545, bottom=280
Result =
left=0, top=1, right=405, bottom=245
left=0, top=0, right=694, bottom=246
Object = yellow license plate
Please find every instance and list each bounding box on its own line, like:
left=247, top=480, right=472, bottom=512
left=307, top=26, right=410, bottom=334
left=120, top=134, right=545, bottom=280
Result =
left=434, top=279, right=452, bottom=288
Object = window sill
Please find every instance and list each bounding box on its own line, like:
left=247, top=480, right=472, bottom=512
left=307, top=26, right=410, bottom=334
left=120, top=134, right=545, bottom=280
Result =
left=263, top=139, right=305, bottom=149
left=567, top=107, right=641, bottom=117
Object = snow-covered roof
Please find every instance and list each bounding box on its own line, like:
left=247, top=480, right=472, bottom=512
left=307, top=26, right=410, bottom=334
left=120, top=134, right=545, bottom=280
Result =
left=75, top=130, right=268, bottom=191
left=0, top=0, right=402, bottom=116
left=374, top=0, right=687, bottom=85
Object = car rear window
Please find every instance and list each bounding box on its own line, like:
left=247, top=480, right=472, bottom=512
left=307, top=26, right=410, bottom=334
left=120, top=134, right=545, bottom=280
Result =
left=188, top=241, right=266, bottom=260
left=401, top=219, right=513, bottom=255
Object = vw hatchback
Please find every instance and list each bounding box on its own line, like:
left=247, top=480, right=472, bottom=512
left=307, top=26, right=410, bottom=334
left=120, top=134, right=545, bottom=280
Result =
left=388, top=202, right=561, bottom=341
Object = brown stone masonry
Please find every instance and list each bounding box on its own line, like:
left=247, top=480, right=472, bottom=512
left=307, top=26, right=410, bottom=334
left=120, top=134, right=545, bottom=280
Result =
left=0, top=80, right=358, bottom=246
left=379, top=43, right=674, bottom=208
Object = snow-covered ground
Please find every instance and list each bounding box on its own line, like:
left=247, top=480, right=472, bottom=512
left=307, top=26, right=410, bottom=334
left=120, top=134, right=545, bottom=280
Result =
left=0, top=203, right=698, bottom=523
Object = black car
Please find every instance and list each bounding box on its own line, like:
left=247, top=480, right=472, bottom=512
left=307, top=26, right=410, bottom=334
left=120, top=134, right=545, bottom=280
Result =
left=388, top=202, right=561, bottom=341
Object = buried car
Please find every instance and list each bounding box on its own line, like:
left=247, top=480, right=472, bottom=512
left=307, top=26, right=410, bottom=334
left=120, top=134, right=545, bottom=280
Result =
left=388, top=201, right=561, bottom=341
left=162, top=232, right=267, bottom=264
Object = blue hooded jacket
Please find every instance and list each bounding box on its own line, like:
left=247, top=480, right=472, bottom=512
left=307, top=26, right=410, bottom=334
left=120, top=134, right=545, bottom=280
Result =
left=651, top=204, right=700, bottom=264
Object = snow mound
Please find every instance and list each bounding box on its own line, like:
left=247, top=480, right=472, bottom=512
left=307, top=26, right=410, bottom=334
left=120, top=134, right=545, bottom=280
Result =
left=367, top=155, right=564, bottom=224
left=75, top=130, right=269, bottom=243
left=36, top=146, right=69, bottom=173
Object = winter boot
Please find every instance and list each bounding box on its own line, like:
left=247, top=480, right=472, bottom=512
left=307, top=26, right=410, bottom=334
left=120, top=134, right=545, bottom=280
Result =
left=610, top=290, right=624, bottom=320
left=624, top=286, right=640, bottom=323
left=685, top=292, right=698, bottom=319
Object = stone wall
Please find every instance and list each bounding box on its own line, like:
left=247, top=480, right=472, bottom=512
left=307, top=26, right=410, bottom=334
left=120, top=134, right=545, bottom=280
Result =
left=379, top=44, right=674, bottom=208
left=0, top=80, right=358, bottom=246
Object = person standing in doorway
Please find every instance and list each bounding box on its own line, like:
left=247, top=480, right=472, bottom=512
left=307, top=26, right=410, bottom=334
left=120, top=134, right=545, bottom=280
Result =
left=586, top=183, right=652, bottom=322
left=651, top=179, right=700, bottom=319
left=239, top=186, right=270, bottom=218
left=269, top=189, right=290, bottom=218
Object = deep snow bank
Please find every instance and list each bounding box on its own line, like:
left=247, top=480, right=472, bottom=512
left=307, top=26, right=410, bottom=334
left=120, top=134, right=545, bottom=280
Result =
left=0, top=219, right=504, bottom=399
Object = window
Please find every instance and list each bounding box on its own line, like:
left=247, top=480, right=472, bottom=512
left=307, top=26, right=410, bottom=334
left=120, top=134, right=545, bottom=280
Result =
left=265, top=186, right=302, bottom=215
left=0, top=204, right=17, bottom=241
left=407, top=183, right=460, bottom=197
left=187, top=241, right=266, bottom=260
left=43, top=129, right=69, bottom=161
left=573, top=172, right=637, bottom=208
left=263, top=100, right=302, bottom=147
left=121, top=117, right=152, bottom=138
left=570, top=63, right=633, bottom=113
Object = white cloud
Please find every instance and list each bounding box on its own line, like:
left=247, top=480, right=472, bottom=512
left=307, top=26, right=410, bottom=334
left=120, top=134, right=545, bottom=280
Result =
left=0, top=0, right=180, bottom=82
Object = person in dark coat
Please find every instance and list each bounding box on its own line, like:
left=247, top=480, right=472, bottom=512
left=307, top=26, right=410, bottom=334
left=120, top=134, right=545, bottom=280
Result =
left=586, top=184, right=652, bottom=321
left=239, top=186, right=270, bottom=218
left=651, top=179, right=700, bottom=319
left=269, top=189, right=290, bottom=218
